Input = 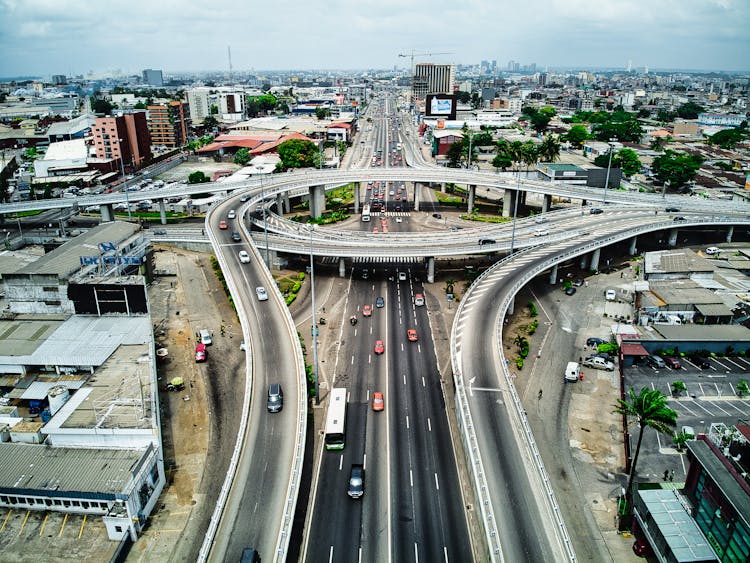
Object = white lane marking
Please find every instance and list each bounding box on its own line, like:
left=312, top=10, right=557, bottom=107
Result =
left=338, top=455, right=343, bottom=471
left=363, top=453, right=367, bottom=470
left=368, top=354, right=372, bottom=364
left=329, top=546, right=334, bottom=563
left=443, top=546, right=449, bottom=563
left=434, top=472, right=440, bottom=490
left=414, top=543, right=419, bottom=563
left=401, top=342, right=404, bottom=352
left=406, top=415, right=409, bottom=429
left=410, top=470, right=414, bottom=487
left=427, top=418, right=432, bottom=432
left=422, top=376, right=426, bottom=387
left=351, top=355, right=355, bottom=365
left=403, top=374, right=406, bottom=385
left=358, top=547, right=362, bottom=563
left=366, top=389, right=370, bottom=401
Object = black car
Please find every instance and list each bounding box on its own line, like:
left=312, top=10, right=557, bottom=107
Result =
left=586, top=337, right=606, bottom=347
left=231, top=231, right=241, bottom=242
left=479, top=238, right=496, bottom=245
left=564, top=286, right=577, bottom=296
left=688, top=355, right=711, bottom=369
left=589, top=208, right=604, bottom=215
left=665, top=207, right=680, bottom=212
left=432, top=213, right=442, bottom=219
left=673, top=216, right=687, bottom=222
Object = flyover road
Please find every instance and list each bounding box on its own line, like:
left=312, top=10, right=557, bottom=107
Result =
left=202, top=200, right=306, bottom=563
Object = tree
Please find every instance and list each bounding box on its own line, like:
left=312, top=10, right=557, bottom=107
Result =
left=649, top=137, right=666, bottom=152
left=276, top=139, right=320, bottom=171
left=523, top=105, right=557, bottom=133
left=520, top=141, right=539, bottom=172
left=315, top=107, right=331, bottom=120
left=202, top=115, right=218, bottom=130
left=591, top=111, right=644, bottom=143
left=656, top=108, right=676, bottom=123
left=651, top=150, right=704, bottom=187
left=616, top=148, right=642, bottom=177
left=492, top=153, right=512, bottom=171
left=90, top=97, right=115, bottom=115
left=233, top=148, right=251, bottom=166
left=210, top=104, right=219, bottom=115
left=671, top=381, right=687, bottom=397
left=737, top=379, right=749, bottom=397
left=188, top=171, right=209, bottom=184
left=566, top=125, right=589, bottom=148
left=446, top=141, right=464, bottom=168
left=707, top=124, right=748, bottom=149
left=613, top=387, right=677, bottom=499
left=676, top=102, right=705, bottom=120
left=455, top=91, right=471, bottom=104
left=537, top=135, right=561, bottom=163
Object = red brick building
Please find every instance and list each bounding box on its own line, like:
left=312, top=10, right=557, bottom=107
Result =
left=91, top=112, right=151, bottom=171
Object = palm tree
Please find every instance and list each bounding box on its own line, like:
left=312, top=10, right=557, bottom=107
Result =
left=521, top=141, right=539, bottom=175
left=537, top=134, right=561, bottom=163
left=506, top=140, right=526, bottom=171
left=613, top=387, right=678, bottom=499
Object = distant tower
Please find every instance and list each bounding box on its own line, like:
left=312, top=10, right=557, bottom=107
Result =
left=227, top=45, right=233, bottom=83
left=627, top=59, right=632, bottom=72
left=644, top=65, right=649, bottom=74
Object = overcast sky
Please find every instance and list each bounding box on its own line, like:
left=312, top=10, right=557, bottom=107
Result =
left=1, top=0, right=748, bottom=78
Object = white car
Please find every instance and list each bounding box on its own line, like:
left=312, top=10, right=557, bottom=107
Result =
left=395, top=217, right=402, bottom=223
left=398, top=272, right=407, bottom=281
left=238, top=250, right=250, bottom=263
left=705, top=246, right=720, bottom=255
left=227, top=209, right=237, bottom=219
left=255, top=286, right=268, bottom=301
left=534, top=229, right=549, bottom=237
left=605, top=289, right=617, bottom=301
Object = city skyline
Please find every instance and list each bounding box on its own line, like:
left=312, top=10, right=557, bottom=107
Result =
left=0, top=0, right=748, bottom=78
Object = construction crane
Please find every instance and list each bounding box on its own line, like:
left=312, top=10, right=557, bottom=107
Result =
left=398, top=50, right=453, bottom=74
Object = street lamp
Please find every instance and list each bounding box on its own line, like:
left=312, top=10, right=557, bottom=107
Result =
left=309, top=225, right=320, bottom=405
left=602, top=139, right=617, bottom=207
left=260, top=176, right=270, bottom=266
left=509, top=161, right=522, bottom=254
left=118, top=139, right=132, bottom=220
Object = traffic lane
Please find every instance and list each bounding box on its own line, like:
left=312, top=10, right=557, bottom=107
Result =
left=361, top=385, right=390, bottom=563
left=221, top=248, right=301, bottom=559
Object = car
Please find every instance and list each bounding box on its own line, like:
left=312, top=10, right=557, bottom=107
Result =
left=239, top=194, right=250, bottom=202
left=218, top=220, right=228, bottom=230
left=432, top=213, right=442, bottom=219
left=582, top=356, right=615, bottom=371
left=362, top=305, right=372, bottom=317
left=255, top=286, right=268, bottom=301
left=407, top=329, right=418, bottom=342
left=681, top=425, right=696, bottom=439
left=688, top=354, right=711, bottom=369
left=591, top=352, right=615, bottom=363
left=395, top=217, right=402, bottom=223
left=239, top=250, right=250, bottom=263
left=479, top=238, right=496, bottom=245
left=573, top=278, right=584, bottom=287
left=665, top=207, right=680, bottom=212
left=375, top=296, right=385, bottom=308
left=673, top=216, right=687, bottom=221
left=389, top=190, right=395, bottom=196
left=705, top=246, right=720, bottom=255
left=535, top=215, right=548, bottom=224
left=564, top=286, right=577, bottom=296
left=398, top=271, right=407, bottom=281
left=267, top=383, right=283, bottom=413
left=586, top=337, right=606, bottom=347
left=589, top=208, right=604, bottom=215
left=374, top=340, right=385, bottom=355
left=361, top=269, right=369, bottom=280
left=534, top=229, right=549, bottom=237
left=347, top=464, right=365, bottom=499
left=664, top=356, right=682, bottom=369
left=645, top=355, right=666, bottom=369
left=195, top=343, right=207, bottom=363
left=227, top=210, right=236, bottom=219
left=414, top=293, right=425, bottom=307
left=372, top=392, right=384, bottom=411
left=605, top=289, right=617, bottom=301
left=232, top=231, right=241, bottom=242
left=153, top=228, right=167, bottom=235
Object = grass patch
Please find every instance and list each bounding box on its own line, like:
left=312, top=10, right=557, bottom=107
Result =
left=459, top=214, right=511, bottom=224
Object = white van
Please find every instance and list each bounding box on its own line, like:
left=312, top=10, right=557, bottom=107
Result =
left=199, top=329, right=212, bottom=346
left=565, top=361, right=580, bottom=382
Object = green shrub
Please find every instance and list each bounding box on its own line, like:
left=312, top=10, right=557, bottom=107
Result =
left=527, top=301, right=538, bottom=317
left=292, top=281, right=301, bottom=293
left=515, top=357, right=524, bottom=369
left=298, top=272, right=306, bottom=280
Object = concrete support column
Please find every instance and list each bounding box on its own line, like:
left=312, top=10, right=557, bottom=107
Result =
left=354, top=182, right=360, bottom=215
left=309, top=185, right=325, bottom=219
left=158, top=200, right=167, bottom=225
left=542, top=194, right=552, bottom=213
left=427, top=257, right=435, bottom=283
left=727, top=226, right=734, bottom=243
left=283, top=192, right=290, bottom=213
left=590, top=248, right=601, bottom=271
left=339, top=258, right=346, bottom=278
left=668, top=228, right=678, bottom=247
left=507, top=296, right=515, bottom=315
left=629, top=236, right=638, bottom=255
left=503, top=189, right=515, bottom=217
left=441, top=182, right=446, bottom=193
left=414, top=182, right=420, bottom=212
left=276, top=193, right=284, bottom=215
left=100, top=204, right=114, bottom=222
left=549, top=264, right=558, bottom=285
left=580, top=253, right=589, bottom=270
left=467, top=184, right=476, bottom=214
left=266, top=250, right=278, bottom=269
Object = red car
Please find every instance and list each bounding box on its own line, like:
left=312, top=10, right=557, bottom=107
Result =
left=195, top=343, right=207, bottom=363
left=218, top=220, right=228, bottom=230
left=407, top=329, right=418, bottom=342
left=372, top=392, right=384, bottom=411
left=362, top=305, right=372, bottom=317
left=664, top=356, right=682, bottom=369
left=374, top=340, right=385, bottom=355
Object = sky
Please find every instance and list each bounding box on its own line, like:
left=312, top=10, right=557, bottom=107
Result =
left=0, top=0, right=748, bottom=78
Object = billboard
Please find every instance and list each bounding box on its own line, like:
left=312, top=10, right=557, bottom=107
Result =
left=425, top=94, right=456, bottom=120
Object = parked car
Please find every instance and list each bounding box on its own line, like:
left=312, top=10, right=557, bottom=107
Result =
left=605, top=289, right=617, bottom=301
left=645, top=355, right=666, bottom=369
left=689, top=354, right=711, bottom=369
left=564, top=287, right=576, bottom=296
left=573, top=278, right=584, bottom=287
left=582, top=356, right=615, bottom=371
left=705, top=246, right=720, bottom=255
left=586, top=337, right=606, bottom=347
left=591, top=352, right=615, bottom=363
left=664, top=356, right=682, bottom=369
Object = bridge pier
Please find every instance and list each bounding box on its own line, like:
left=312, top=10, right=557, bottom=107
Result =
left=100, top=204, right=114, bottom=222
left=276, top=193, right=284, bottom=214
left=309, top=185, right=325, bottom=219
left=503, top=189, right=515, bottom=217
left=542, top=194, right=552, bottom=213
left=727, top=225, right=734, bottom=243
left=158, top=200, right=167, bottom=225
left=441, top=182, right=446, bottom=193
left=549, top=264, right=558, bottom=285
left=414, top=182, right=420, bottom=212
left=580, top=253, right=588, bottom=269
left=339, top=258, right=346, bottom=278
left=354, top=182, right=360, bottom=214
left=629, top=236, right=638, bottom=255
left=283, top=192, right=290, bottom=213
left=467, top=185, right=476, bottom=214
left=668, top=228, right=678, bottom=247
left=507, top=297, right=515, bottom=315
left=427, top=257, right=435, bottom=283
left=590, top=248, right=601, bottom=271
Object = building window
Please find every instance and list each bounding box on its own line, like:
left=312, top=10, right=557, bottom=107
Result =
left=115, top=525, right=122, bottom=533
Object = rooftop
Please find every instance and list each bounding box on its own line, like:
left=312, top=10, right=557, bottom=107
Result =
left=653, top=324, right=750, bottom=341
left=42, top=139, right=88, bottom=161
left=644, top=249, right=715, bottom=276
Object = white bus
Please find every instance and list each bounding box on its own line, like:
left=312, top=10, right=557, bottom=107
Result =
left=361, top=203, right=371, bottom=222
left=324, top=388, right=348, bottom=450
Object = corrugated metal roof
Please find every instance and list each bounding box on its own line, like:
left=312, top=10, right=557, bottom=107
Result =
left=20, top=380, right=86, bottom=400
left=654, top=324, right=750, bottom=341
left=0, top=443, right=144, bottom=495
left=694, top=303, right=733, bottom=317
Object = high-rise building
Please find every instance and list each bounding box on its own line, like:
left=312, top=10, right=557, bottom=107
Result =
left=186, top=87, right=212, bottom=124
left=91, top=113, right=151, bottom=171
left=142, top=69, right=164, bottom=87
left=218, top=92, right=246, bottom=122
left=51, top=74, right=67, bottom=85
left=147, top=101, right=187, bottom=148
left=412, top=63, right=455, bottom=101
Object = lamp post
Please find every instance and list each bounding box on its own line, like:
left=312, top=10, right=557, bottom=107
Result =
left=119, top=139, right=132, bottom=220
left=261, top=176, right=270, bottom=266
left=602, top=139, right=616, bottom=207
left=309, top=226, right=320, bottom=405
left=509, top=161, right=521, bottom=254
